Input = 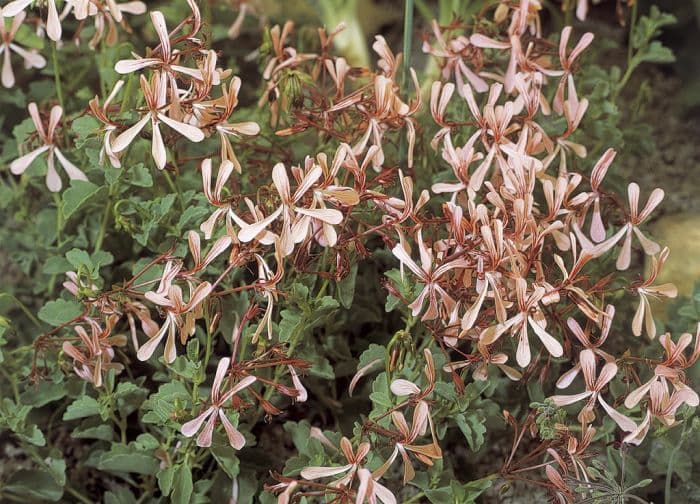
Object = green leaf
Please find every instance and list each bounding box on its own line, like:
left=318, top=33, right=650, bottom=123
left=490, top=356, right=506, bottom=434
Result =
left=647, top=438, right=693, bottom=482
left=38, top=299, right=83, bottom=326
left=369, top=372, right=393, bottom=410
left=171, top=464, right=194, bottom=504
left=4, top=469, right=64, bottom=501
left=337, top=263, right=358, bottom=308
left=637, top=41, right=675, bottom=64
left=65, top=248, right=92, bottom=270
left=21, top=381, right=66, bottom=407
left=211, top=443, right=241, bottom=479
left=62, top=180, right=102, bottom=220
left=72, top=116, right=100, bottom=148
left=158, top=466, right=176, bottom=496
left=97, top=443, right=160, bottom=475
left=63, top=396, right=101, bottom=420
left=455, top=412, right=487, bottom=452
left=125, top=163, right=153, bottom=188
left=71, top=423, right=114, bottom=441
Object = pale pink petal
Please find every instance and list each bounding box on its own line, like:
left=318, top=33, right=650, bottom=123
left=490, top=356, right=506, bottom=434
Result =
left=157, top=112, right=205, bottom=142
left=180, top=407, right=215, bottom=437
left=638, top=188, right=664, bottom=222
left=9, top=145, right=49, bottom=174
left=223, top=375, right=257, bottom=400
left=390, top=379, right=420, bottom=396
left=632, top=227, right=661, bottom=256
left=550, top=391, right=592, bottom=406
left=623, top=409, right=651, bottom=445
left=293, top=166, right=323, bottom=202
left=112, top=113, right=150, bottom=152
left=295, top=207, right=343, bottom=225
left=528, top=316, right=563, bottom=358
left=616, top=227, right=633, bottom=271
left=598, top=396, right=637, bottom=433
left=556, top=364, right=581, bottom=389
left=516, top=323, right=531, bottom=368
left=625, top=376, right=657, bottom=409
left=632, top=296, right=647, bottom=337
left=272, top=163, right=291, bottom=202
left=151, top=119, right=167, bottom=169
left=46, top=0, right=61, bottom=41
left=579, top=349, right=597, bottom=390
left=196, top=408, right=218, bottom=447
left=218, top=410, right=246, bottom=449
left=595, top=362, right=618, bottom=389
left=114, top=58, right=161, bottom=73
left=149, top=11, right=170, bottom=59
left=212, top=357, right=231, bottom=398
left=136, top=319, right=169, bottom=361
left=237, top=207, right=283, bottom=242
left=2, top=47, right=14, bottom=88
left=1, top=0, right=33, bottom=17
left=469, top=33, right=510, bottom=49
left=54, top=148, right=88, bottom=181
left=45, top=151, right=62, bottom=192
left=300, top=464, right=352, bottom=480
left=373, top=481, right=397, bottom=504
left=289, top=366, right=308, bottom=402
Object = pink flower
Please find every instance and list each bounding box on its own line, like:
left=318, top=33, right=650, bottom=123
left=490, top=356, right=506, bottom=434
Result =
left=550, top=349, right=636, bottom=434
left=631, top=247, right=677, bottom=338
left=180, top=357, right=256, bottom=449
left=556, top=305, right=616, bottom=389
left=623, top=378, right=696, bottom=445
left=391, top=228, right=470, bottom=321
left=2, top=0, right=62, bottom=41
left=372, top=401, right=442, bottom=484
left=111, top=72, right=204, bottom=170
left=138, top=281, right=212, bottom=363
left=612, top=182, right=664, bottom=271
left=10, top=102, right=87, bottom=192
left=422, top=20, right=488, bottom=94
left=481, top=277, right=564, bottom=367
left=624, top=325, right=700, bottom=411
left=234, top=162, right=344, bottom=256
left=355, top=468, right=396, bottom=504
left=0, top=12, right=46, bottom=88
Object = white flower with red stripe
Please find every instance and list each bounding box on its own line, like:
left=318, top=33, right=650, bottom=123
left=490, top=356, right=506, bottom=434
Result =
left=10, top=102, right=87, bottom=192
left=180, top=357, right=256, bottom=449
left=2, top=0, right=62, bottom=41
left=550, top=349, right=637, bottom=435
left=1, top=12, right=46, bottom=88
left=111, top=71, right=204, bottom=169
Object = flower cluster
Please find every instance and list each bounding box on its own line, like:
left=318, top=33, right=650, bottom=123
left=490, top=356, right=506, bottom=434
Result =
left=5, top=1, right=695, bottom=503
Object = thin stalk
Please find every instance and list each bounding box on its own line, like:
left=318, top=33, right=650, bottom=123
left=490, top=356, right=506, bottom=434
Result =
left=0, top=293, right=42, bottom=328
left=627, top=0, right=639, bottom=65
left=51, top=43, right=64, bottom=109
left=402, top=0, right=415, bottom=90
left=94, top=197, right=112, bottom=252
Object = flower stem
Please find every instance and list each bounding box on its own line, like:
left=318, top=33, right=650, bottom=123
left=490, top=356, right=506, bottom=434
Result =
left=94, top=197, right=111, bottom=252
left=51, top=42, right=64, bottom=109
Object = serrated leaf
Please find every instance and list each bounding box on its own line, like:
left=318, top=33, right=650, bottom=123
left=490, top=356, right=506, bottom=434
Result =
left=38, top=299, right=83, bottom=326
left=337, top=263, right=358, bottom=308
left=171, top=464, right=194, bottom=504
left=62, top=180, right=102, bottom=220
left=98, top=444, right=160, bottom=475
left=455, top=412, right=487, bottom=452
left=63, top=396, right=101, bottom=420
left=158, top=466, right=175, bottom=496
